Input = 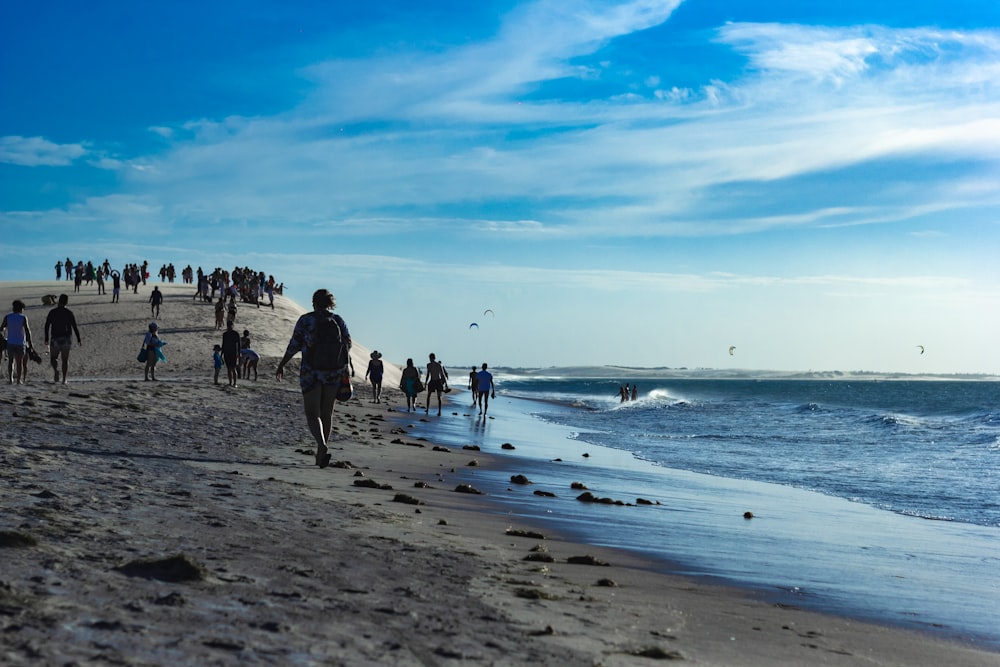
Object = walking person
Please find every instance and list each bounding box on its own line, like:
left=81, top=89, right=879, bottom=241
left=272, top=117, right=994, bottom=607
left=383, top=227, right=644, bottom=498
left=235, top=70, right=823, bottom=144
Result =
left=142, top=322, right=163, bottom=381
left=424, top=352, right=449, bottom=416
left=1, top=300, right=32, bottom=384
left=476, top=363, right=496, bottom=416
left=364, top=351, right=384, bottom=403
left=399, top=358, right=421, bottom=412
left=149, top=285, right=163, bottom=318
left=275, top=288, right=352, bottom=468
left=468, top=366, right=480, bottom=407
left=44, top=294, right=82, bottom=384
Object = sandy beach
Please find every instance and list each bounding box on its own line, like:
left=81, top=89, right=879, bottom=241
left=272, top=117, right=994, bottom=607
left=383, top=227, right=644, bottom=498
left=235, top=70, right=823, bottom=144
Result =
left=1, top=281, right=996, bottom=666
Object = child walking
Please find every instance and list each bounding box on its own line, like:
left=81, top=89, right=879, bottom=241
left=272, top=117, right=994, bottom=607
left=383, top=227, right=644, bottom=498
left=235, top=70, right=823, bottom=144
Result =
left=212, top=344, right=223, bottom=385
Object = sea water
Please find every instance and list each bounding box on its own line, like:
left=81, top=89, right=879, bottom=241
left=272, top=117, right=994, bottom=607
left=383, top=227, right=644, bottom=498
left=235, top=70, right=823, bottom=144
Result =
left=411, top=376, right=1000, bottom=648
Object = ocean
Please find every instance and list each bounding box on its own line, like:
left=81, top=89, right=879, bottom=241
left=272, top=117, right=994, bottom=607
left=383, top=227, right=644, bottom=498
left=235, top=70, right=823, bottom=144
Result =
left=409, top=374, right=1000, bottom=648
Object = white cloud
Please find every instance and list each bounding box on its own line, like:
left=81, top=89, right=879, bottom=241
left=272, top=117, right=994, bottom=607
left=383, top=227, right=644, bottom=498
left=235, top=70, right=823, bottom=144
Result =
left=27, top=9, right=1000, bottom=251
left=0, top=135, right=86, bottom=166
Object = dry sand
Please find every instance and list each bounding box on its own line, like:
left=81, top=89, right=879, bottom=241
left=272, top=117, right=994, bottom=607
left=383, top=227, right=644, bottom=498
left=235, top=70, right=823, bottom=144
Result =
left=1, top=281, right=996, bottom=666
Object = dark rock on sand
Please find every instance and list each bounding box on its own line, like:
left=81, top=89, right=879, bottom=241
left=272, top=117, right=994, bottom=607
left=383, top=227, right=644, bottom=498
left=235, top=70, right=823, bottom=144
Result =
left=570, top=482, right=588, bottom=490
left=116, top=554, right=207, bottom=582
left=567, top=555, right=610, bottom=566
left=596, top=578, right=618, bottom=587
left=576, top=491, right=623, bottom=505
left=533, top=490, right=556, bottom=498
left=454, top=483, right=483, bottom=495
left=392, top=494, right=422, bottom=505
left=515, top=587, right=558, bottom=600
left=523, top=552, right=555, bottom=563
left=354, top=479, right=393, bottom=490
left=462, top=445, right=481, bottom=451
left=506, top=528, right=546, bottom=539
left=631, top=646, right=685, bottom=660
left=0, top=531, right=38, bottom=548
left=510, top=474, right=532, bottom=485
left=501, top=443, right=516, bottom=450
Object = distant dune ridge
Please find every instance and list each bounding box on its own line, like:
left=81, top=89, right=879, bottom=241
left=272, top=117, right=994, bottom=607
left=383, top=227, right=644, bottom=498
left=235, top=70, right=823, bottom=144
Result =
left=0, top=280, right=401, bottom=387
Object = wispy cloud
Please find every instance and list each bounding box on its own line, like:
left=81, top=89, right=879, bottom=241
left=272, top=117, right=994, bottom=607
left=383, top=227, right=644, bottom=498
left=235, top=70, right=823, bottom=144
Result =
left=12, top=4, right=1000, bottom=249
left=0, top=135, right=87, bottom=166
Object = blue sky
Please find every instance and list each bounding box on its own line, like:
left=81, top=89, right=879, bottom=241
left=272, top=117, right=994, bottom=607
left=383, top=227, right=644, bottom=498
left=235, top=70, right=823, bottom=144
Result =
left=2, top=0, right=999, bottom=374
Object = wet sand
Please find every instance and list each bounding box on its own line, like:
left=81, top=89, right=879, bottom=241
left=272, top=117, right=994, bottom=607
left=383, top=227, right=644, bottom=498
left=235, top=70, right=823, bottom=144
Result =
left=1, top=280, right=996, bottom=666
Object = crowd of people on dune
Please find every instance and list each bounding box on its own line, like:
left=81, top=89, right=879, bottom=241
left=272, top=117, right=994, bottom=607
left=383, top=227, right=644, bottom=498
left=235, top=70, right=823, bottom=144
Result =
left=0, top=258, right=286, bottom=385
left=5, top=265, right=500, bottom=470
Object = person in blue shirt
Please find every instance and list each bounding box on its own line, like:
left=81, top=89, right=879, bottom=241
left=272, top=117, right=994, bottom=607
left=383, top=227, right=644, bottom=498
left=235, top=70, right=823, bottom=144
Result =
left=476, top=363, right=496, bottom=416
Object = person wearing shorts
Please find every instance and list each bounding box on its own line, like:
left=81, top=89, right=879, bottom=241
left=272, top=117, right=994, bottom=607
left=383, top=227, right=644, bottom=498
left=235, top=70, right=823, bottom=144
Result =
left=425, top=352, right=449, bottom=416
left=143, top=322, right=162, bottom=381
left=275, top=288, right=351, bottom=468
left=221, top=321, right=241, bottom=387
left=365, top=351, right=384, bottom=403
left=476, top=363, right=496, bottom=416
left=1, top=300, right=32, bottom=384
left=240, top=347, right=260, bottom=381
left=44, top=294, right=82, bottom=384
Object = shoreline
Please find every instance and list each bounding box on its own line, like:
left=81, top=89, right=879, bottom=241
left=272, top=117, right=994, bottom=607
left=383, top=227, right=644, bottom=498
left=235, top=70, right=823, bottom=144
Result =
left=384, top=388, right=1000, bottom=650
left=2, top=280, right=997, bottom=665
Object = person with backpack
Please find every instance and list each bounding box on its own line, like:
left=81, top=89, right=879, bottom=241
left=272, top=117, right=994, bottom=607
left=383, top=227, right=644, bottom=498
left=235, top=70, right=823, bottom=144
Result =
left=275, top=288, right=352, bottom=468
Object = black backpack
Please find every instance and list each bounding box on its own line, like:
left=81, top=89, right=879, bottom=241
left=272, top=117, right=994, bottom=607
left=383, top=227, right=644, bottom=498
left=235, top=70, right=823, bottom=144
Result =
left=307, top=313, right=349, bottom=371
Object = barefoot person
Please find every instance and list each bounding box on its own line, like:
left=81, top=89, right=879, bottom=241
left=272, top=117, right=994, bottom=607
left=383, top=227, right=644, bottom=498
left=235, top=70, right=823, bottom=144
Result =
left=364, top=351, right=384, bottom=403
left=142, top=322, right=163, bottom=381
left=149, top=285, right=163, bottom=318
left=275, top=288, right=351, bottom=468
left=468, top=366, right=479, bottom=407
left=476, top=363, right=496, bottom=416
left=1, top=300, right=32, bottom=384
left=221, top=321, right=241, bottom=387
left=399, top=358, right=421, bottom=412
left=424, top=352, right=449, bottom=416
left=44, top=294, right=82, bottom=384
